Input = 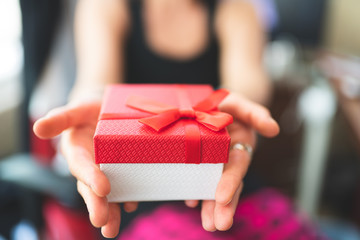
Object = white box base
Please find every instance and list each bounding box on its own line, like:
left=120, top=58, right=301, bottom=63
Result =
left=100, top=163, right=224, bottom=202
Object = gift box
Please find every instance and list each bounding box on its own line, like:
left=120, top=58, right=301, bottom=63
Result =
left=94, top=84, right=232, bottom=202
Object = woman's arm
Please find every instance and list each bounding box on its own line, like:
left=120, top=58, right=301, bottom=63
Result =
left=216, top=0, right=271, bottom=105
left=70, top=0, right=129, bottom=101
left=195, top=0, right=279, bottom=232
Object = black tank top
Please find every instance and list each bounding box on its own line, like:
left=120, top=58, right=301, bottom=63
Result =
left=124, top=0, right=220, bottom=88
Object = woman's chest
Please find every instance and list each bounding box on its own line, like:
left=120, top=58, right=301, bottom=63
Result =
left=142, top=2, right=211, bottom=60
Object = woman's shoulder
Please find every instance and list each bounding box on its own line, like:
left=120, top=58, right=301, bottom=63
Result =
left=82, top=0, right=131, bottom=36
left=214, top=0, right=263, bottom=39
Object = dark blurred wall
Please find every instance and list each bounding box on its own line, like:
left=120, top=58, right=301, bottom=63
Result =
left=272, top=0, right=328, bottom=46
left=19, top=0, right=62, bottom=152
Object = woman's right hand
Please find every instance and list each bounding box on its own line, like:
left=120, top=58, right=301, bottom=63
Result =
left=33, top=101, right=137, bottom=238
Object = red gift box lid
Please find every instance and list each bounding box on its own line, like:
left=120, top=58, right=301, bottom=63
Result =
left=94, top=84, right=231, bottom=164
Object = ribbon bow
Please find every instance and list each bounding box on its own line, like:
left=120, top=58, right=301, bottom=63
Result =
left=125, top=89, right=233, bottom=131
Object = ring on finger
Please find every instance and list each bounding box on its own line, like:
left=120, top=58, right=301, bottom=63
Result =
left=231, top=142, right=253, bottom=157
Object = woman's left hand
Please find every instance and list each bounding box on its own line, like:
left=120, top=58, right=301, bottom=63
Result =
left=185, top=93, right=280, bottom=231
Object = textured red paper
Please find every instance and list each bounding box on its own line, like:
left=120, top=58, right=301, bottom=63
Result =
left=94, top=84, right=231, bottom=164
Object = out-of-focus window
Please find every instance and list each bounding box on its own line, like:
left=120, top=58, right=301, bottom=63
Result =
left=0, top=0, right=23, bottom=111
left=0, top=0, right=22, bottom=156
left=324, top=0, right=360, bottom=56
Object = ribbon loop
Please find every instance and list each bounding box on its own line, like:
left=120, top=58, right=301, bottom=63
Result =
left=126, top=89, right=233, bottom=132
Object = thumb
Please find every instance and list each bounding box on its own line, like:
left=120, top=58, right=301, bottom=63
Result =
left=33, top=101, right=101, bottom=139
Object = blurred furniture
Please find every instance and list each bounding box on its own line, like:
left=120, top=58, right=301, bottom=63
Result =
left=317, top=54, right=360, bottom=151
left=296, top=80, right=336, bottom=217
left=317, top=53, right=360, bottom=228
left=250, top=81, right=304, bottom=197
left=0, top=154, right=80, bottom=207
left=330, top=78, right=360, bottom=153
left=0, top=154, right=98, bottom=239
left=296, top=53, right=360, bottom=221
left=297, top=53, right=360, bottom=218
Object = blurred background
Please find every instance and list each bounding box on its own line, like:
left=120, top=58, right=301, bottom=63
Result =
left=0, top=0, right=360, bottom=239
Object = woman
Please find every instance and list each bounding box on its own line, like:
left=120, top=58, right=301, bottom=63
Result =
left=34, top=0, right=279, bottom=238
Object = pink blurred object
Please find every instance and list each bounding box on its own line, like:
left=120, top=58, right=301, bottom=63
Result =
left=30, top=119, right=56, bottom=166
left=43, top=199, right=99, bottom=240
left=119, top=188, right=328, bottom=240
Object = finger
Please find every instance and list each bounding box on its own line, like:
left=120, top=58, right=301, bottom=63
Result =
left=219, top=94, right=279, bottom=137
left=201, top=200, right=216, bottom=232
left=62, top=131, right=111, bottom=197
left=123, top=202, right=139, bottom=213
left=33, top=101, right=101, bottom=139
left=77, top=181, right=109, bottom=228
left=215, top=145, right=251, bottom=205
left=101, top=203, right=121, bottom=238
left=185, top=200, right=199, bottom=208
left=214, top=184, right=242, bottom=231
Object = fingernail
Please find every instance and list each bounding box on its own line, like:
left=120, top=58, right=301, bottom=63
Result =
left=202, top=220, right=216, bottom=232
left=216, top=196, right=231, bottom=206
left=89, top=183, right=96, bottom=193
left=267, top=117, right=277, bottom=124
left=44, top=112, right=56, bottom=118
left=187, top=200, right=198, bottom=208
left=267, top=116, right=274, bottom=121
left=124, top=204, right=132, bottom=213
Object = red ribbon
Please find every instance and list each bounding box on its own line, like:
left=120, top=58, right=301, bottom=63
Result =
left=125, top=89, right=233, bottom=132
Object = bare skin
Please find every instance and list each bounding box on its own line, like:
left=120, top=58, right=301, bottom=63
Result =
left=34, top=0, right=279, bottom=238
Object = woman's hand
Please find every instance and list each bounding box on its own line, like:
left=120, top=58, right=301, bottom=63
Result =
left=33, top=101, right=137, bottom=238
left=34, top=92, right=279, bottom=236
left=185, top=93, right=280, bottom=231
